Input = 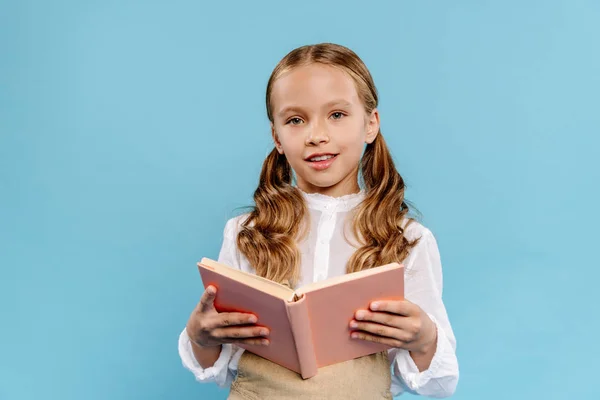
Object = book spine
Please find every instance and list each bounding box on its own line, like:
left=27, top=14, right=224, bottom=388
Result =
left=285, top=294, right=318, bottom=379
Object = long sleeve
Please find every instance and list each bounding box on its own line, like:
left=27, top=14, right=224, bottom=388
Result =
left=178, top=217, right=247, bottom=387
left=388, top=227, right=459, bottom=398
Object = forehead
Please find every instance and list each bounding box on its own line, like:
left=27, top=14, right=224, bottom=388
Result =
left=270, top=64, right=360, bottom=111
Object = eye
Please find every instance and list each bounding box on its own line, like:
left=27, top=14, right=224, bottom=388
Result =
left=286, top=117, right=304, bottom=125
left=330, top=112, right=345, bottom=120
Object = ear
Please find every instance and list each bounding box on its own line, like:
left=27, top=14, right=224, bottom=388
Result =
left=271, top=123, right=284, bottom=154
left=365, top=109, right=380, bottom=144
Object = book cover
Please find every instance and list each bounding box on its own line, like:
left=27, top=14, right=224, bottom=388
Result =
left=197, top=258, right=404, bottom=379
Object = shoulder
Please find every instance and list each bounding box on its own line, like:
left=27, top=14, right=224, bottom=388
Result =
left=400, top=217, right=444, bottom=272
left=223, top=213, right=252, bottom=239
left=401, top=217, right=435, bottom=244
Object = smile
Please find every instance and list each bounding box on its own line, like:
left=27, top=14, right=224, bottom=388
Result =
left=305, top=154, right=338, bottom=171
left=308, top=154, right=335, bottom=162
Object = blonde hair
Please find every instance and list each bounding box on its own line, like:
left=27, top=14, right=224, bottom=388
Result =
left=237, top=43, right=419, bottom=286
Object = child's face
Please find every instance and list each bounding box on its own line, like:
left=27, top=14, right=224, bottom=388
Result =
left=270, top=63, right=379, bottom=197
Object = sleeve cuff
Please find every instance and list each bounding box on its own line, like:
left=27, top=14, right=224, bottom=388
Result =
left=178, top=328, right=234, bottom=387
left=391, top=314, right=459, bottom=397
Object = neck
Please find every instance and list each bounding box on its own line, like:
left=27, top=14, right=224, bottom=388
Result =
left=297, top=171, right=361, bottom=198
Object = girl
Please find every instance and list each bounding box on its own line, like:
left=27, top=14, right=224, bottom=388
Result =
left=179, top=43, right=459, bottom=399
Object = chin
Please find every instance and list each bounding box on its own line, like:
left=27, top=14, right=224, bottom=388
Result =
left=304, top=178, right=344, bottom=190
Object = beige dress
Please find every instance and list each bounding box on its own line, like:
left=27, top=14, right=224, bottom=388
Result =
left=228, top=279, right=393, bottom=399
left=227, top=350, right=393, bottom=400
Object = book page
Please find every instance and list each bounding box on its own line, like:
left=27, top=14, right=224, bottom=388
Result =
left=295, top=262, right=402, bottom=296
left=199, top=258, right=295, bottom=301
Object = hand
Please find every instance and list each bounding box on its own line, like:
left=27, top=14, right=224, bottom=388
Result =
left=349, top=299, right=437, bottom=355
left=186, top=285, right=270, bottom=348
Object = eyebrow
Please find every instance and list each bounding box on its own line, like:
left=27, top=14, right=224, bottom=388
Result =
left=276, top=99, right=353, bottom=118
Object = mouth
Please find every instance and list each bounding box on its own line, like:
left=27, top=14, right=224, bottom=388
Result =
left=306, top=153, right=337, bottom=162
left=304, top=153, right=338, bottom=171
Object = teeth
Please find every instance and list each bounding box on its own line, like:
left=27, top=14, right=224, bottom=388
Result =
left=310, top=155, right=334, bottom=162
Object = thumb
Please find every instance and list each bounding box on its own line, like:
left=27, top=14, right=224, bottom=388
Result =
left=198, top=285, right=217, bottom=313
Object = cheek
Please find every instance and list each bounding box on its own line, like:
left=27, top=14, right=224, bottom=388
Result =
left=277, top=133, right=304, bottom=158
left=343, top=145, right=365, bottom=166
left=338, top=131, right=367, bottom=158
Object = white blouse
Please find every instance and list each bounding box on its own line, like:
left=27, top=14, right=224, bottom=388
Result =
left=178, top=190, right=459, bottom=397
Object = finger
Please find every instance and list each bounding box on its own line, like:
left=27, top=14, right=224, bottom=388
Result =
left=232, top=337, right=270, bottom=346
left=355, top=311, right=428, bottom=342
left=369, top=300, right=416, bottom=316
left=350, top=331, right=407, bottom=348
left=354, top=309, right=403, bottom=328
left=212, top=325, right=270, bottom=340
left=349, top=320, right=411, bottom=342
left=199, top=285, right=217, bottom=312
left=217, top=312, right=258, bottom=327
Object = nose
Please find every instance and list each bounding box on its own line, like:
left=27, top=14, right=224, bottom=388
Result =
left=305, top=121, right=329, bottom=146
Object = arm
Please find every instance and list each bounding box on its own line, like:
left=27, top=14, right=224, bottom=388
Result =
left=348, top=226, right=459, bottom=397
left=388, top=228, right=459, bottom=397
left=178, top=326, right=240, bottom=387
left=178, top=216, right=259, bottom=387
left=190, top=335, right=224, bottom=368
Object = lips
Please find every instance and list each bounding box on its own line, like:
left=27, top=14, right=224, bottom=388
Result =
left=308, top=154, right=335, bottom=162
left=305, top=153, right=338, bottom=171
left=305, top=152, right=338, bottom=162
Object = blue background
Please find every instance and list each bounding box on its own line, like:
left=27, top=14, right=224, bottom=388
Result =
left=2, top=1, right=599, bottom=399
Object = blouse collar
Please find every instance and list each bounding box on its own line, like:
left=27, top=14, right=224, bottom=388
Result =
left=298, top=189, right=365, bottom=213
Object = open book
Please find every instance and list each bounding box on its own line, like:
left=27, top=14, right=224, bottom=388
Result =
left=197, top=258, right=404, bottom=379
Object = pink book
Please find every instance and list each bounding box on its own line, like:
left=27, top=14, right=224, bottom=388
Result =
left=197, top=257, right=404, bottom=379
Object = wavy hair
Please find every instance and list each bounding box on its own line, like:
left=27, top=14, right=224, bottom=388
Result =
left=237, top=43, right=419, bottom=286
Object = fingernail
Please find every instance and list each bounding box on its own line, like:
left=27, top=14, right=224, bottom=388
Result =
left=260, top=329, right=269, bottom=336
left=249, top=316, right=257, bottom=323
left=262, top=339, right=269, bottom=346
left=370, top=302, right=379, bottom=310
left=356, top=311, right=366, bottom=320
left=350, top=321, right=358, bottom=328
left=351, top=333, right=358, bottom=339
